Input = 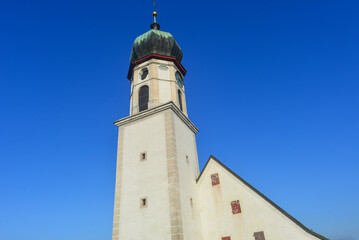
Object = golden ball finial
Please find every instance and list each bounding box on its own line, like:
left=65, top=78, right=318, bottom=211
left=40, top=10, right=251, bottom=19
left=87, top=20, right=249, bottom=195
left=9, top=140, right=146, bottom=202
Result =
left=152, top=11, right=158, bottom=17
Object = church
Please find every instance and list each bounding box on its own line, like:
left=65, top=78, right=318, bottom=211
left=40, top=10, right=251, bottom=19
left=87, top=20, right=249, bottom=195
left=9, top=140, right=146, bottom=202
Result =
left=111, top=10, right=329, bottom=240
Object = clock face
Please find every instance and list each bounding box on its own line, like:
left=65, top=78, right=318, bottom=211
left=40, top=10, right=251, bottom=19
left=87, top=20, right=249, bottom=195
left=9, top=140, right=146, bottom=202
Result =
left=175, top=72, right=184, bottom=88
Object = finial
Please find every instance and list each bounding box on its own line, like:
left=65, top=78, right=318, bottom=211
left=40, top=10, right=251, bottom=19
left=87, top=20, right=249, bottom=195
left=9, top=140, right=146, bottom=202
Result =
left=151, top=0, right=160, bottom=30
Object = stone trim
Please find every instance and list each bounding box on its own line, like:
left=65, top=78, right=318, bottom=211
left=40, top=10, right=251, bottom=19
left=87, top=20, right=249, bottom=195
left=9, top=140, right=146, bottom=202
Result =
left=193, top=135, right=200, bottom=177
left=112, top=127, right=124, bottom=240
left=114, top=102, right=199, bottom=134
left=165, top=111, right=184, bottom=240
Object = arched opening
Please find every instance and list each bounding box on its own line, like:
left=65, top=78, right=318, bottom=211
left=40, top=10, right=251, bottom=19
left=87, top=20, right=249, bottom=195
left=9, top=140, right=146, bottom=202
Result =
left=178, top=90, right=183, bottom=111
left=139, top=86, right=149, bottom=112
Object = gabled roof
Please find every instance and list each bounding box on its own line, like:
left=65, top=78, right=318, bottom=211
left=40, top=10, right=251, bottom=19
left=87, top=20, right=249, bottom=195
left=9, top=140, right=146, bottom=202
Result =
left=197, top=155, right=329, bottom=240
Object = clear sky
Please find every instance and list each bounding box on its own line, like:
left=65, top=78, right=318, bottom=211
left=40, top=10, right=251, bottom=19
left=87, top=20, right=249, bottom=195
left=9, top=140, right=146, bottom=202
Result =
left=0, top=0, right=358, bottom=239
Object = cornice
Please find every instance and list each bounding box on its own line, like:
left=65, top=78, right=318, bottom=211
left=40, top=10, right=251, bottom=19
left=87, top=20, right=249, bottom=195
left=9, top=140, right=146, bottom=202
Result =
left=113, top=102, right=199, bottom=134
left=127, top=54, right=186, bottom=80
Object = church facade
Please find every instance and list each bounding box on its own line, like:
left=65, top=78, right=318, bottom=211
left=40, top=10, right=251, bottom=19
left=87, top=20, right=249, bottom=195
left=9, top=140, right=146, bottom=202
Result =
left=112, top=13, right=328, bottom=240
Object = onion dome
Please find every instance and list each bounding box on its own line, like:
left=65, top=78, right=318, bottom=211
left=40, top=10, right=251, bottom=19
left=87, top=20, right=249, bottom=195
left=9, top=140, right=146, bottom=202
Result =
left=129, top=10, right=183, bottom=63
left=129, top=29, right=183, bottom=63
left=127, top=9, right=186, bottom=80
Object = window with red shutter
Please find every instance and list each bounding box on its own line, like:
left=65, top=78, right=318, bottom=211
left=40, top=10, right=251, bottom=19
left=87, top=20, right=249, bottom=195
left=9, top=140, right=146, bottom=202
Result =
left=221, top=237, right=231, bottom=240
left=211, top=173, right=220, bottom=186
left=231, top=200, right=241, bottom=214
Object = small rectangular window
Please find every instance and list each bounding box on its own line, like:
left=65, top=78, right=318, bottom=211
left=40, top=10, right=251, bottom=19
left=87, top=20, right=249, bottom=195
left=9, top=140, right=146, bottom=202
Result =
left=186, top=155, right=189, bottom=164
left=253, top=231, right=265, bottom=240
left=140, top=152, right=147, bottom=161
left=140, top=197, right=148, bottom=208
left=222, top=237, right=231, bottom=240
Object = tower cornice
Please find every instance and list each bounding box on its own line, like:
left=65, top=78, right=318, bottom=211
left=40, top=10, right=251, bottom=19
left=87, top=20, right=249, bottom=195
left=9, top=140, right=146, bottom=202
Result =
left=127, top=54, right=186, bottom=80
left=114, top=101, right=198, bottom=134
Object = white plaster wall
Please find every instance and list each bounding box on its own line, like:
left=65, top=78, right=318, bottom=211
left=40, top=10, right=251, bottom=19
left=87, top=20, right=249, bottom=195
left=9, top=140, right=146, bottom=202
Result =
left=158, top=63, right=170, bottom=79
left=173, top=114, right=203, bottom=240
left=129, top=59, right=187, bottom=115
left=198, top=159, right=322, bottom=240
left=158, top=80, right=171, bottom=105
left=118, top=112, right=171, bottom=240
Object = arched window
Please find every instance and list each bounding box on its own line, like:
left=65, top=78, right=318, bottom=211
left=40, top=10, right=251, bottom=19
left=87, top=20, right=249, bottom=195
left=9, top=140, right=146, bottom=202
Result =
left=139, top=86, right=149, bottom=112
left=178, top=90, right=183, bottom=111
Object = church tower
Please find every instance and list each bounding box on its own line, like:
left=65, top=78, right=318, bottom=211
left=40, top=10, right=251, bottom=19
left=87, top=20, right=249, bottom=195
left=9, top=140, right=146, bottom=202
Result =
left=112, top=10, right=202, bottom=240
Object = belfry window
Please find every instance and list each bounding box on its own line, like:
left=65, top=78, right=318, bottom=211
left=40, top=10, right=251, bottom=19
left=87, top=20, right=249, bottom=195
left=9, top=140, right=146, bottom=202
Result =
left=178, top=90, right=183, bottom=111
left=139, top=85, right=149, bottom=112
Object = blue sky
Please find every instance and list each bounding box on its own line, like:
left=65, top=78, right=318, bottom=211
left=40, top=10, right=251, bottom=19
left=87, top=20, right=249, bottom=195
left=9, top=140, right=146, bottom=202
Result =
left=0, top=0, right=358, bottom=239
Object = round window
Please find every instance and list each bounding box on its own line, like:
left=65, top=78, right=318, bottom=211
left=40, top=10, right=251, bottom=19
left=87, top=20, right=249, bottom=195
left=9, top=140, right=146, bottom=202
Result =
left=140, top=68, right=148, bottom=80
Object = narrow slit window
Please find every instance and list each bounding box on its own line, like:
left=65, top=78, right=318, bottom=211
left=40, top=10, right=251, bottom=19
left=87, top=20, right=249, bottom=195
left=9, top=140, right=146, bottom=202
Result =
left=139, top=85, right=149, bottom=112
left=186, top=155, right=189, bottom=164
left=140, top=197, right=148, bottom=208
left=140, top=152, right=147, bottom=161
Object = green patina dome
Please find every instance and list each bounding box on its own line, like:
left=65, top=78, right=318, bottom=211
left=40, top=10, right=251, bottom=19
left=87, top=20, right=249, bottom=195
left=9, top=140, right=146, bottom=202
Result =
left=129, top=29, right=183, bottom=63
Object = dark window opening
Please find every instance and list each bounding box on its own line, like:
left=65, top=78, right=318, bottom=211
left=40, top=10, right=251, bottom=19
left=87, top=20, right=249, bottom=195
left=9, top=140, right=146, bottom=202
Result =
left=140, top=68, right=148, bottom=80
left=253, top=231, right=265, bottom=240
left=139, top=86, right=149, bottom=112
left=222, top=237, right=231, bottom=240
left=140, top=197, right=148, bottom=208
left=178, top=90, right=183, bottom=111
left=140, top=152, right=147, bottom=161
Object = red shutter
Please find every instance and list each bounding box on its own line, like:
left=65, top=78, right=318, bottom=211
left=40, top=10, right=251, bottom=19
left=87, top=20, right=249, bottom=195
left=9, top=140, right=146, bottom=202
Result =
left=211, top=173, right=220, bottom=186
left=231, top=200, right=242, bottom=214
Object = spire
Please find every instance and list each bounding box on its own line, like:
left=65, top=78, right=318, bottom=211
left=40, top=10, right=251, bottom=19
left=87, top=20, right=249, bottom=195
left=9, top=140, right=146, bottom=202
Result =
left=151, top=0, right=160, bottom=30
